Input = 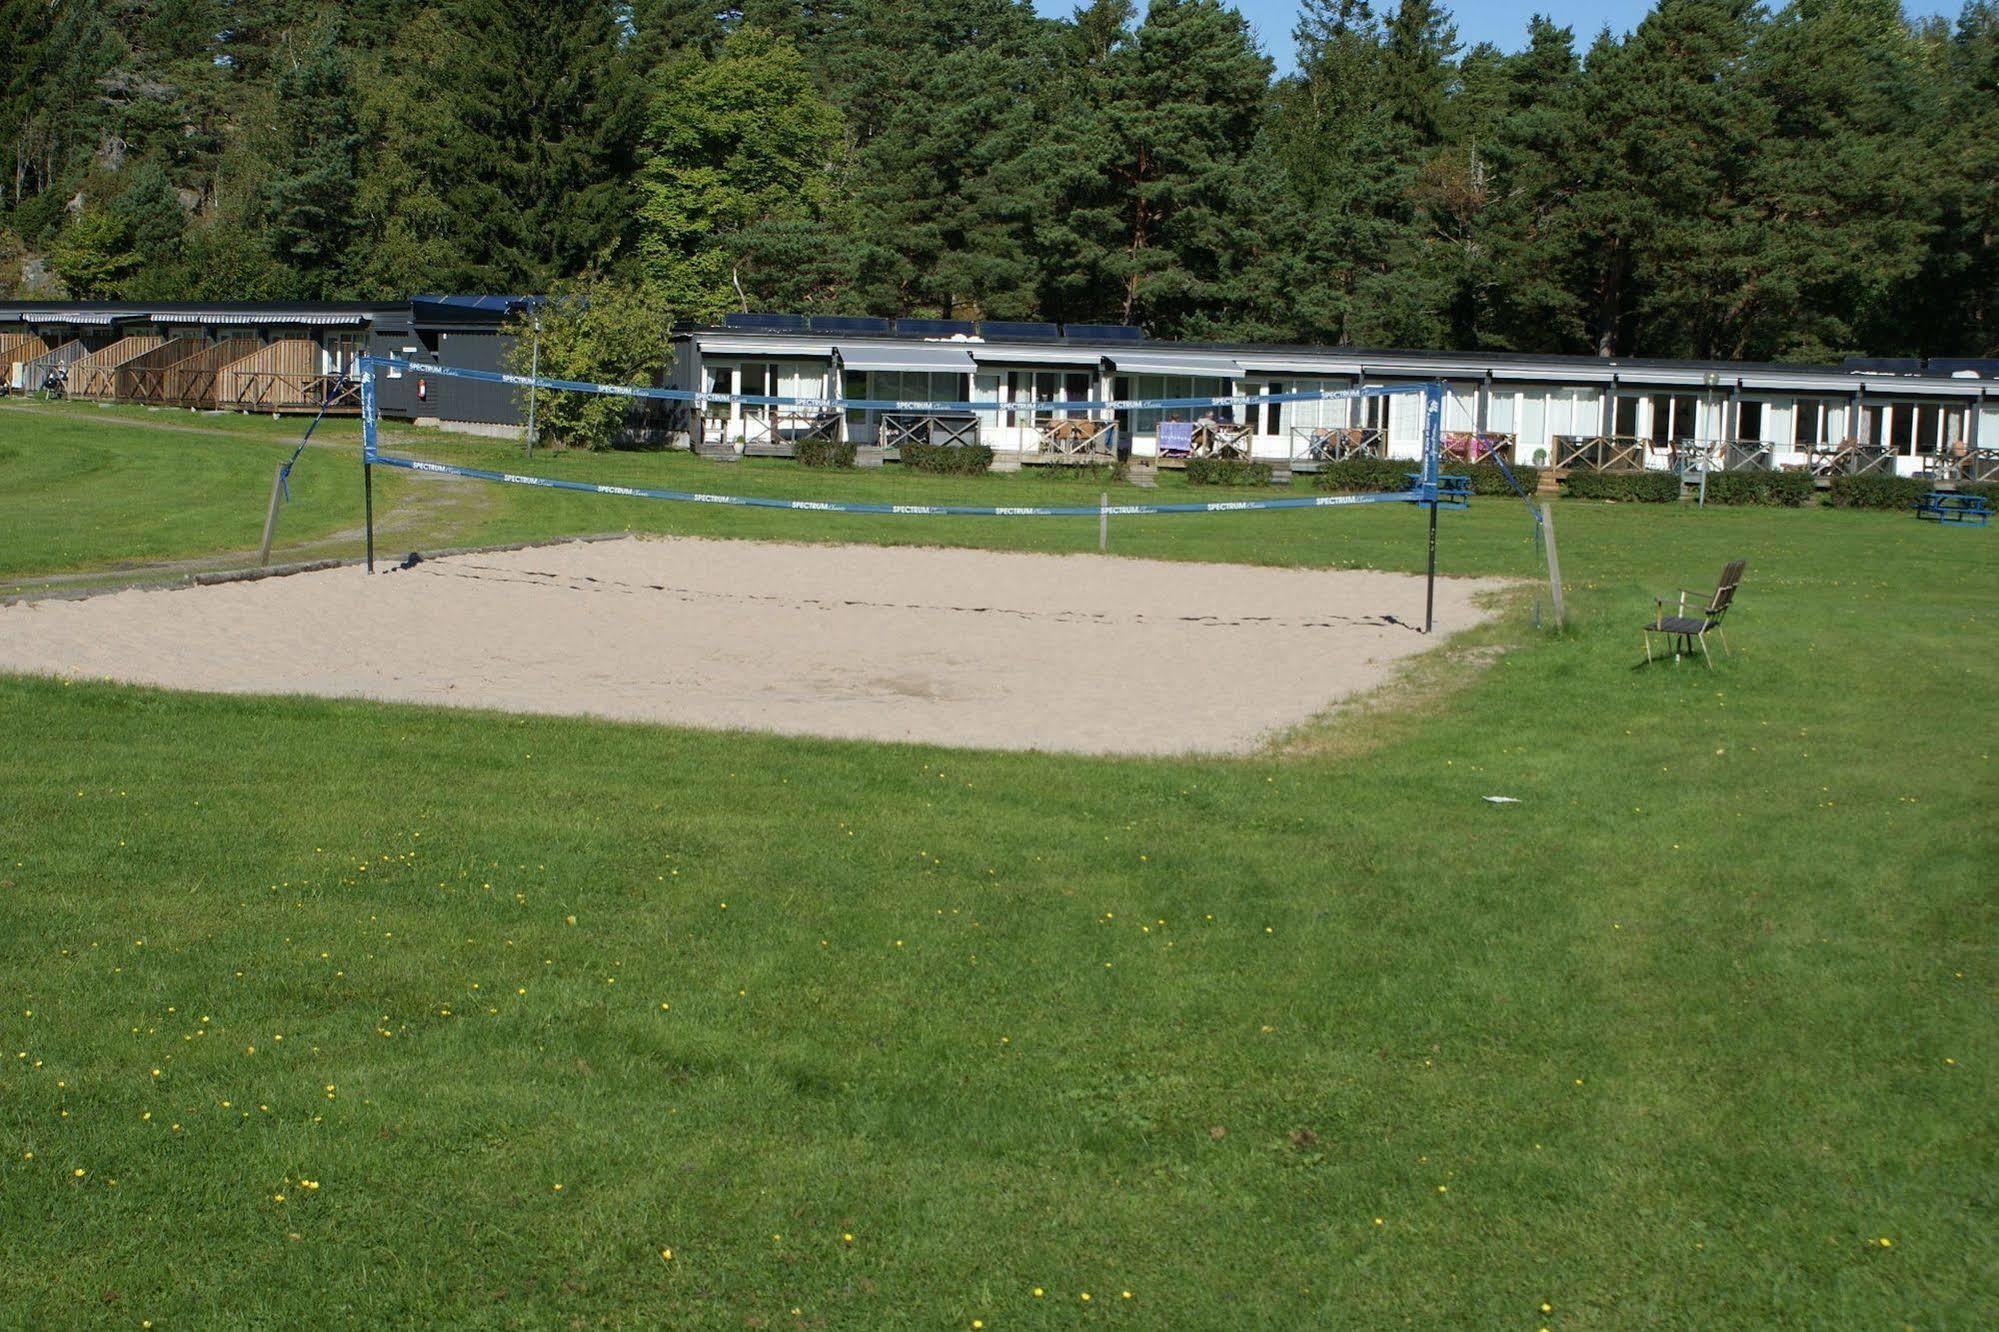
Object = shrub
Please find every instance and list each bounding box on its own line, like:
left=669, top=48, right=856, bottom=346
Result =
left=1312, top=459, right=1409, bottom=493
left=1559, top=471, right=1682, bottom=502
left=1036, top=460, right=1128, bottom=483
left=1825, top=474, right=1930, bottom=510
left=1449, top=461, right=1540, bottom=496
left=899, top=441, right=994, bottom=475
left=1185, top=457, right=1273, bottom=486
left=1311, top=459, right=1539, bottom=497
left=1698, top=470, right=1815, bottom=506
left=797, top=438, right=856, bottom=469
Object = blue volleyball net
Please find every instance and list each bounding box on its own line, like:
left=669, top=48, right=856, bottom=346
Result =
left=356, top=356, right=1456, bottom=625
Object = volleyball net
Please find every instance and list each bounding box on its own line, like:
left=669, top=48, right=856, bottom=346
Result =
left=356, top=356, right=1458, bottom=626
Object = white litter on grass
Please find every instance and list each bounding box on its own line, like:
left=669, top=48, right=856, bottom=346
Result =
left=1482, top=795, right=1521, bottom=804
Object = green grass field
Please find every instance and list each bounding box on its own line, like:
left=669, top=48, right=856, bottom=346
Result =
left=2, top=402, right=1995, bottom=1326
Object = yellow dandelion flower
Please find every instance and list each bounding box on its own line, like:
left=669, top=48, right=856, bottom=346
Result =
left=660, top=1249, right=672, bottom=1261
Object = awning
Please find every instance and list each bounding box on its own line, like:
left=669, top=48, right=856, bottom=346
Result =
left=148, top=311, right=368, bottom=326
left=1233, top=355, right=1362, bottom=376
left=1109, top=350, right=1244, bottom=377
left=967, top=344, right=1105, bottom=367
left=5, top=311, right=119, bottom=325
left=697, top=336, right=835, bottom=358
left=838, top=343, right=977, bottom=372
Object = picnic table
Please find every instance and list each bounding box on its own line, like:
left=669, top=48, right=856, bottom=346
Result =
left=1914, top=491, right=1991, bottom=527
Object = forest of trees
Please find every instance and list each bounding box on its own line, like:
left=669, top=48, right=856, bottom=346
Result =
left=3, top=0, right=1996, bottom=362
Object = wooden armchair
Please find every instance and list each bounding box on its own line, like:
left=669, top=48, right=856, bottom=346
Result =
left=1642, top=559, right=1746, bottom=666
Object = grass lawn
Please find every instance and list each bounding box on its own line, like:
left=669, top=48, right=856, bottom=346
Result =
left=2, top=401, right=1995, bottom=1326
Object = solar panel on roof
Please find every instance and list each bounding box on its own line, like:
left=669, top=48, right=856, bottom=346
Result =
left=723, top=312, right=808, bottom=331
left=1841, top=356, right=1922, bottom=373
left=1925, top=358, right=1999, bottom=377
left=809, top=315, right=894, bottom=334
left=979, top=321, right=1061, bottom=341
left=894, top=317, right=977, bottom=337
left=1063, top=323, right=1144, bottom=341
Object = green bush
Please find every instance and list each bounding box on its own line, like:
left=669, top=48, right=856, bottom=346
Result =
left=1185, top=457, right=1273, bottom=486
left=1698, top=470, right=1815, bottom=506
left=899, top=441, right=994, bottom=475
left=1825, top=474, right=1929, bottom=510
left=1559, top=470, right=1682, bottom=502
left=1311, top=459, right=1409, bottom=493
left=1450, top=461, right=1539, bottom=496
left=1035, top=460, right=1128, bottom=483
left=1311, top=459, right=1539, bottom=497
left=796, top=439, right=856, bottom=469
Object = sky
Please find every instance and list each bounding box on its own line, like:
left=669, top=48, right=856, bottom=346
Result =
left=1031, top=2, right=1969, bottom=74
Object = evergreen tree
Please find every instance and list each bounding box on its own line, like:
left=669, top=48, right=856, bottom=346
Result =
left=250, top=18, right=363, bottom=298
left=639, top=26, right=845, bottom=316
left=1031, top=0, right=1277, bottom=336
left=427, top=0, right=642, bottom=289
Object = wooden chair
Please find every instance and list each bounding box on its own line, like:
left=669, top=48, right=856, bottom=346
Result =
left=1642, top=559, right=1746, bottom=666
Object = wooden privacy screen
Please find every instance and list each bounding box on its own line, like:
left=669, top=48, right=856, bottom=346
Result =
left=67, top=336, right=167, bottom=400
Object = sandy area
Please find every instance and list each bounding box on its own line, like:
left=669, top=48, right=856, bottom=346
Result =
left=0, top=537, right=1504, bottom=756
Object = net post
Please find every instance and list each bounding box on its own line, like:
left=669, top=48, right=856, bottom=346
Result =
left=1423, top=381, right=1442, bottom=634
left=1099, top=491, right=1108, bottom=552
left=360, top=356, right=378, bottom=574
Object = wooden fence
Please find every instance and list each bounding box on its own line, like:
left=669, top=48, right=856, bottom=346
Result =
left=113, top=338, right=204, bottom=403
left=12, top=340, right=90, bottom=393
left=151, top=337, right=260, bottom=408
left=217, top=339, right=358, bottom=413
left=0, top=332, right=50, bottom=385
left=67, top=336, right=167, bottom=400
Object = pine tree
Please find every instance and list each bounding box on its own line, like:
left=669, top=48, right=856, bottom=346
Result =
left=427, top=0, right=643, bottom=290
left=250, top=18, right=363, bottom=298
left=1029, top=0, right=1277, bottom=336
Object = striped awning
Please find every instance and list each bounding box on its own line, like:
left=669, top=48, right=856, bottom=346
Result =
left=148, top=311, right=369, bottom=326
left=3, top=311, right=119, bottom=325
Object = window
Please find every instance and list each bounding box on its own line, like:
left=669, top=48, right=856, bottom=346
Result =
left=1914, top=404, right=1941, bottom=455
left=1614, top=395, right=1641, bottom=437
left=1121, top=375, right=1229, bottom=433
left=1890, top=405, right=1914, bottom=453
left=1736, top=401, right=1761, bottom=441
left=1793, top=401, right=1821, bottom=447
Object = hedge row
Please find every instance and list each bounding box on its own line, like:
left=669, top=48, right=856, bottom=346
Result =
left=1824, top=475, right=1999, bottom=510
left=899, top=441, right=995, bottom=475
left=1185, top=457, right=1273, bottom=486
left=1694, top=470, right=1816, bottom=506
left=1558, top=471, right=1684, bottom=502
left=1311, top=459, right=1540, bottom=496
left=796, top=439, right=856, bottom=469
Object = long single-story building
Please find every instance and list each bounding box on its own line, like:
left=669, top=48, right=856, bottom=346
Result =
left=8, top=299, right=1996, bottom=479
left=0, top=296, right=533, bottom=431
left=672, top=315, right=1999, bottom=479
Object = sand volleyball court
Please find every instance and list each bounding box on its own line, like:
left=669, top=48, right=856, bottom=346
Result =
left=0, top=537, right=1503, bottom=755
